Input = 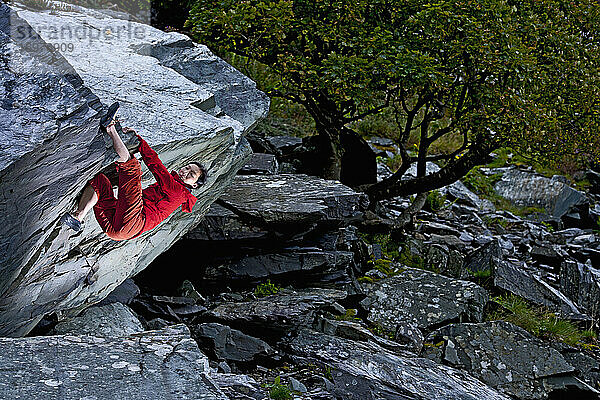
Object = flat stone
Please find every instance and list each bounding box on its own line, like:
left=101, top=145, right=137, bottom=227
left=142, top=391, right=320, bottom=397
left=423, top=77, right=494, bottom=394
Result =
left=494, top=168, right=587, bottom=217
left=216, top=174, right=369, bottom=230
left=98, top=279, right=140, bottom=306
left=0, top=324, right=227, bottom=399
left=359, top=267, right=489, bottom=331
left=193, top=322, right=275, bottom=363
left=207, top=288, right=347, bottom=336
left=494, top=259, right=586, bottom=319
left=238, top=153, right=278, bottom=175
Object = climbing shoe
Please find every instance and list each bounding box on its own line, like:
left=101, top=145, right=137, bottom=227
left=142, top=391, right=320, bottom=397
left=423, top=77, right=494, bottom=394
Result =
left=61, top=213, right=82, bottom=232
left=100, top=101, right=120, bottom=127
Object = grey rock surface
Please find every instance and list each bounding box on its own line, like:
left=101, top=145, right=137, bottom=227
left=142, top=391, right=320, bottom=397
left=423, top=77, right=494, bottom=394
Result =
left=360, top=267, right=489, bottom=331
left=211, top=373, right=268, bottom=400
left=52, top=302, right=144, bottom=337
left=214, top=174, right=369, bottom=231
left=193, top=322, right=275, bottom=363
left=0, top=324, right=227, bottom=399
left=426, top=321, right=598, bottom=399
left=560, top=259, right=600, bottom=321
left=207, top=288, right=347, bottom=335
left=494, top=259, right=585, bottom=319
left=98, top=278, right=140, bottom=306
left=494, top=168, right=587, bottom=217
left=239, top=153, right=278, bottom=175
left=0, top=2, right=268, bottom=336
left=203, top=247, right=354, bottom=282
left=287, top=329, right=511, bottom=400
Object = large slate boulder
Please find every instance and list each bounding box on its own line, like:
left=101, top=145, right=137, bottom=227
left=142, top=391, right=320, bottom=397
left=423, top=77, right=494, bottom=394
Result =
left=193, top=322, right=275, bottom=364
left=0, top=324, right=227, bottom=399
left=52, top=302, right=144, bottom=337
left=0, top=3, right=268, bottom=336
left=188, top=175, right=369, bottom=240
left=212, top=174, right=369, bottom=233
left=493, top=258, right=586, bottom=319
left=560, top=260, right=600, bottom=321
left=286, top=329, right=511, bottom=400
left=426, top=321, right=598, bottom=399
left=494, top=168, right=587, bottom=217
left=359, top=267, right=489, bottom=331
left=206, top=288, right=347, bottom=337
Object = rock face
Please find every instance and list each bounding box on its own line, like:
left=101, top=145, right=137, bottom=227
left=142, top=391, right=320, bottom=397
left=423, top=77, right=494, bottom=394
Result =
left=0, top=324, right=228, bottom=399
left=0, top=3, right=268, bottom=336
left=206, top=288, right=347, bottom=337
left=359, top=267, right=489, bottom=331
left=193, top=322, right=275, bottom=364
left=286, top=329, right=511, bottom=400
left=494, top=168, right=587, bottom=217
left=425, top=321, right=598, bottom=399
left=52, top=303, right=144, bottom=337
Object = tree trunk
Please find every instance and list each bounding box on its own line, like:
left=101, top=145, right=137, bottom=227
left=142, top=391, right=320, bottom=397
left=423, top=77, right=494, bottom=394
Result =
left=318, top=127, right=343, bottom=181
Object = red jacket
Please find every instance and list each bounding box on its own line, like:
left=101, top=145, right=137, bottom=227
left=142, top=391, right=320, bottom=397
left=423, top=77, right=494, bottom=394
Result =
left=137, top=135, right=198, bottom=235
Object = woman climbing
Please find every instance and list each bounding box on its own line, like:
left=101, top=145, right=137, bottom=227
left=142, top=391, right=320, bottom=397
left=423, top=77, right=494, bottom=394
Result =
left=61, top=102, right=208, bottom=240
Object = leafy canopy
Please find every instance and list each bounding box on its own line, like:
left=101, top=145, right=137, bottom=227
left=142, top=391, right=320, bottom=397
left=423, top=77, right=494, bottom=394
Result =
left=187, top=0, right=600, bottom=171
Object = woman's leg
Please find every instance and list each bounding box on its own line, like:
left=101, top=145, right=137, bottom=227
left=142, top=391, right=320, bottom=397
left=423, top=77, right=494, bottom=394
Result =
left=74, top=184, right=98, bottom=222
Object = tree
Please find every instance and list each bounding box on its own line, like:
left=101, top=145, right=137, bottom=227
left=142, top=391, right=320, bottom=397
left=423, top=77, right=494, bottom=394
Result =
left=187, top=0, right=600, bottom=203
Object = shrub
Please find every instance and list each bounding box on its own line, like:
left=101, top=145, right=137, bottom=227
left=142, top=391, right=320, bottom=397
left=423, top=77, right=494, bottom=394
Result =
left=254, top=280, right=281, bottom=298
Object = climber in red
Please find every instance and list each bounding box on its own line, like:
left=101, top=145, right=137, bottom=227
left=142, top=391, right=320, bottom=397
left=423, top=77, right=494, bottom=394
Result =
left=61, top=102, right=208, bottom=240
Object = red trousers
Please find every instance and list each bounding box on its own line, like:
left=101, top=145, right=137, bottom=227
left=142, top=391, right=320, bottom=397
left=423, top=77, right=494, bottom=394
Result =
left=90, top=157, right=145, bottom=241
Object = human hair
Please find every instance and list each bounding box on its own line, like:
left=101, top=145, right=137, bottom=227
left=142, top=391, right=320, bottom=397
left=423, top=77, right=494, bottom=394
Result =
left=191, top=161, right=208, bottom=186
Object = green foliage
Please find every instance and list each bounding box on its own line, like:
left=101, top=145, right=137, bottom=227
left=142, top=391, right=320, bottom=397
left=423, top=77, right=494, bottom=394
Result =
left=424, top=190, right=447, bottom=212
left=469, top=269, right=491, bottom=279
left=187, top=0, right=600, bottom=190
left=335, top=309, right=360, bottom=322
left=324, top=366, right=333, bottom=381
left=540, top=221, right=555, bottom=233
left=358, top=232, right=401, bottom=261
left=462, top=167, right=503, bottom=200
left=489, top=294, right=598, bottom=348
left=264, top=376, right=293, bottom=400
left=398, top=246, right=426, bottom=270
left=369, top=323, right=395, bottom=340
left=254, top=280, right=281, bottom=298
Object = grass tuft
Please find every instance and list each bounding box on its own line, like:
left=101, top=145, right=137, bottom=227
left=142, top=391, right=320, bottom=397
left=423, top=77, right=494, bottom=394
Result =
left=488, top=294, right=598, bottom=348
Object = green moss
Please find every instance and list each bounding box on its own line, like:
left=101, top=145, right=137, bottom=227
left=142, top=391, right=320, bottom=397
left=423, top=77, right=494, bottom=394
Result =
left=398, top=246, right=425, bottom=270
left=254, top=280, right=281, bottom=298
left=369, top=323, right=396, bottom=340
left=358, top=232, right=401, bottom=261
left=488, top=294, right=598, bottom=348
left=264, top=376, right=293, bottom=400
left=424, top=190, right=447, bottom=212
left=423, top=340, right=445, bottom=348
left=357, top=276, right=377, bottom=284
left=335, top=309, right=361, bottom=322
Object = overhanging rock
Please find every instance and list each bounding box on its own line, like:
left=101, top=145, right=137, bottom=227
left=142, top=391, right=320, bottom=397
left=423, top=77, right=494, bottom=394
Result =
left=0, top=2, right=269, bottom=336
